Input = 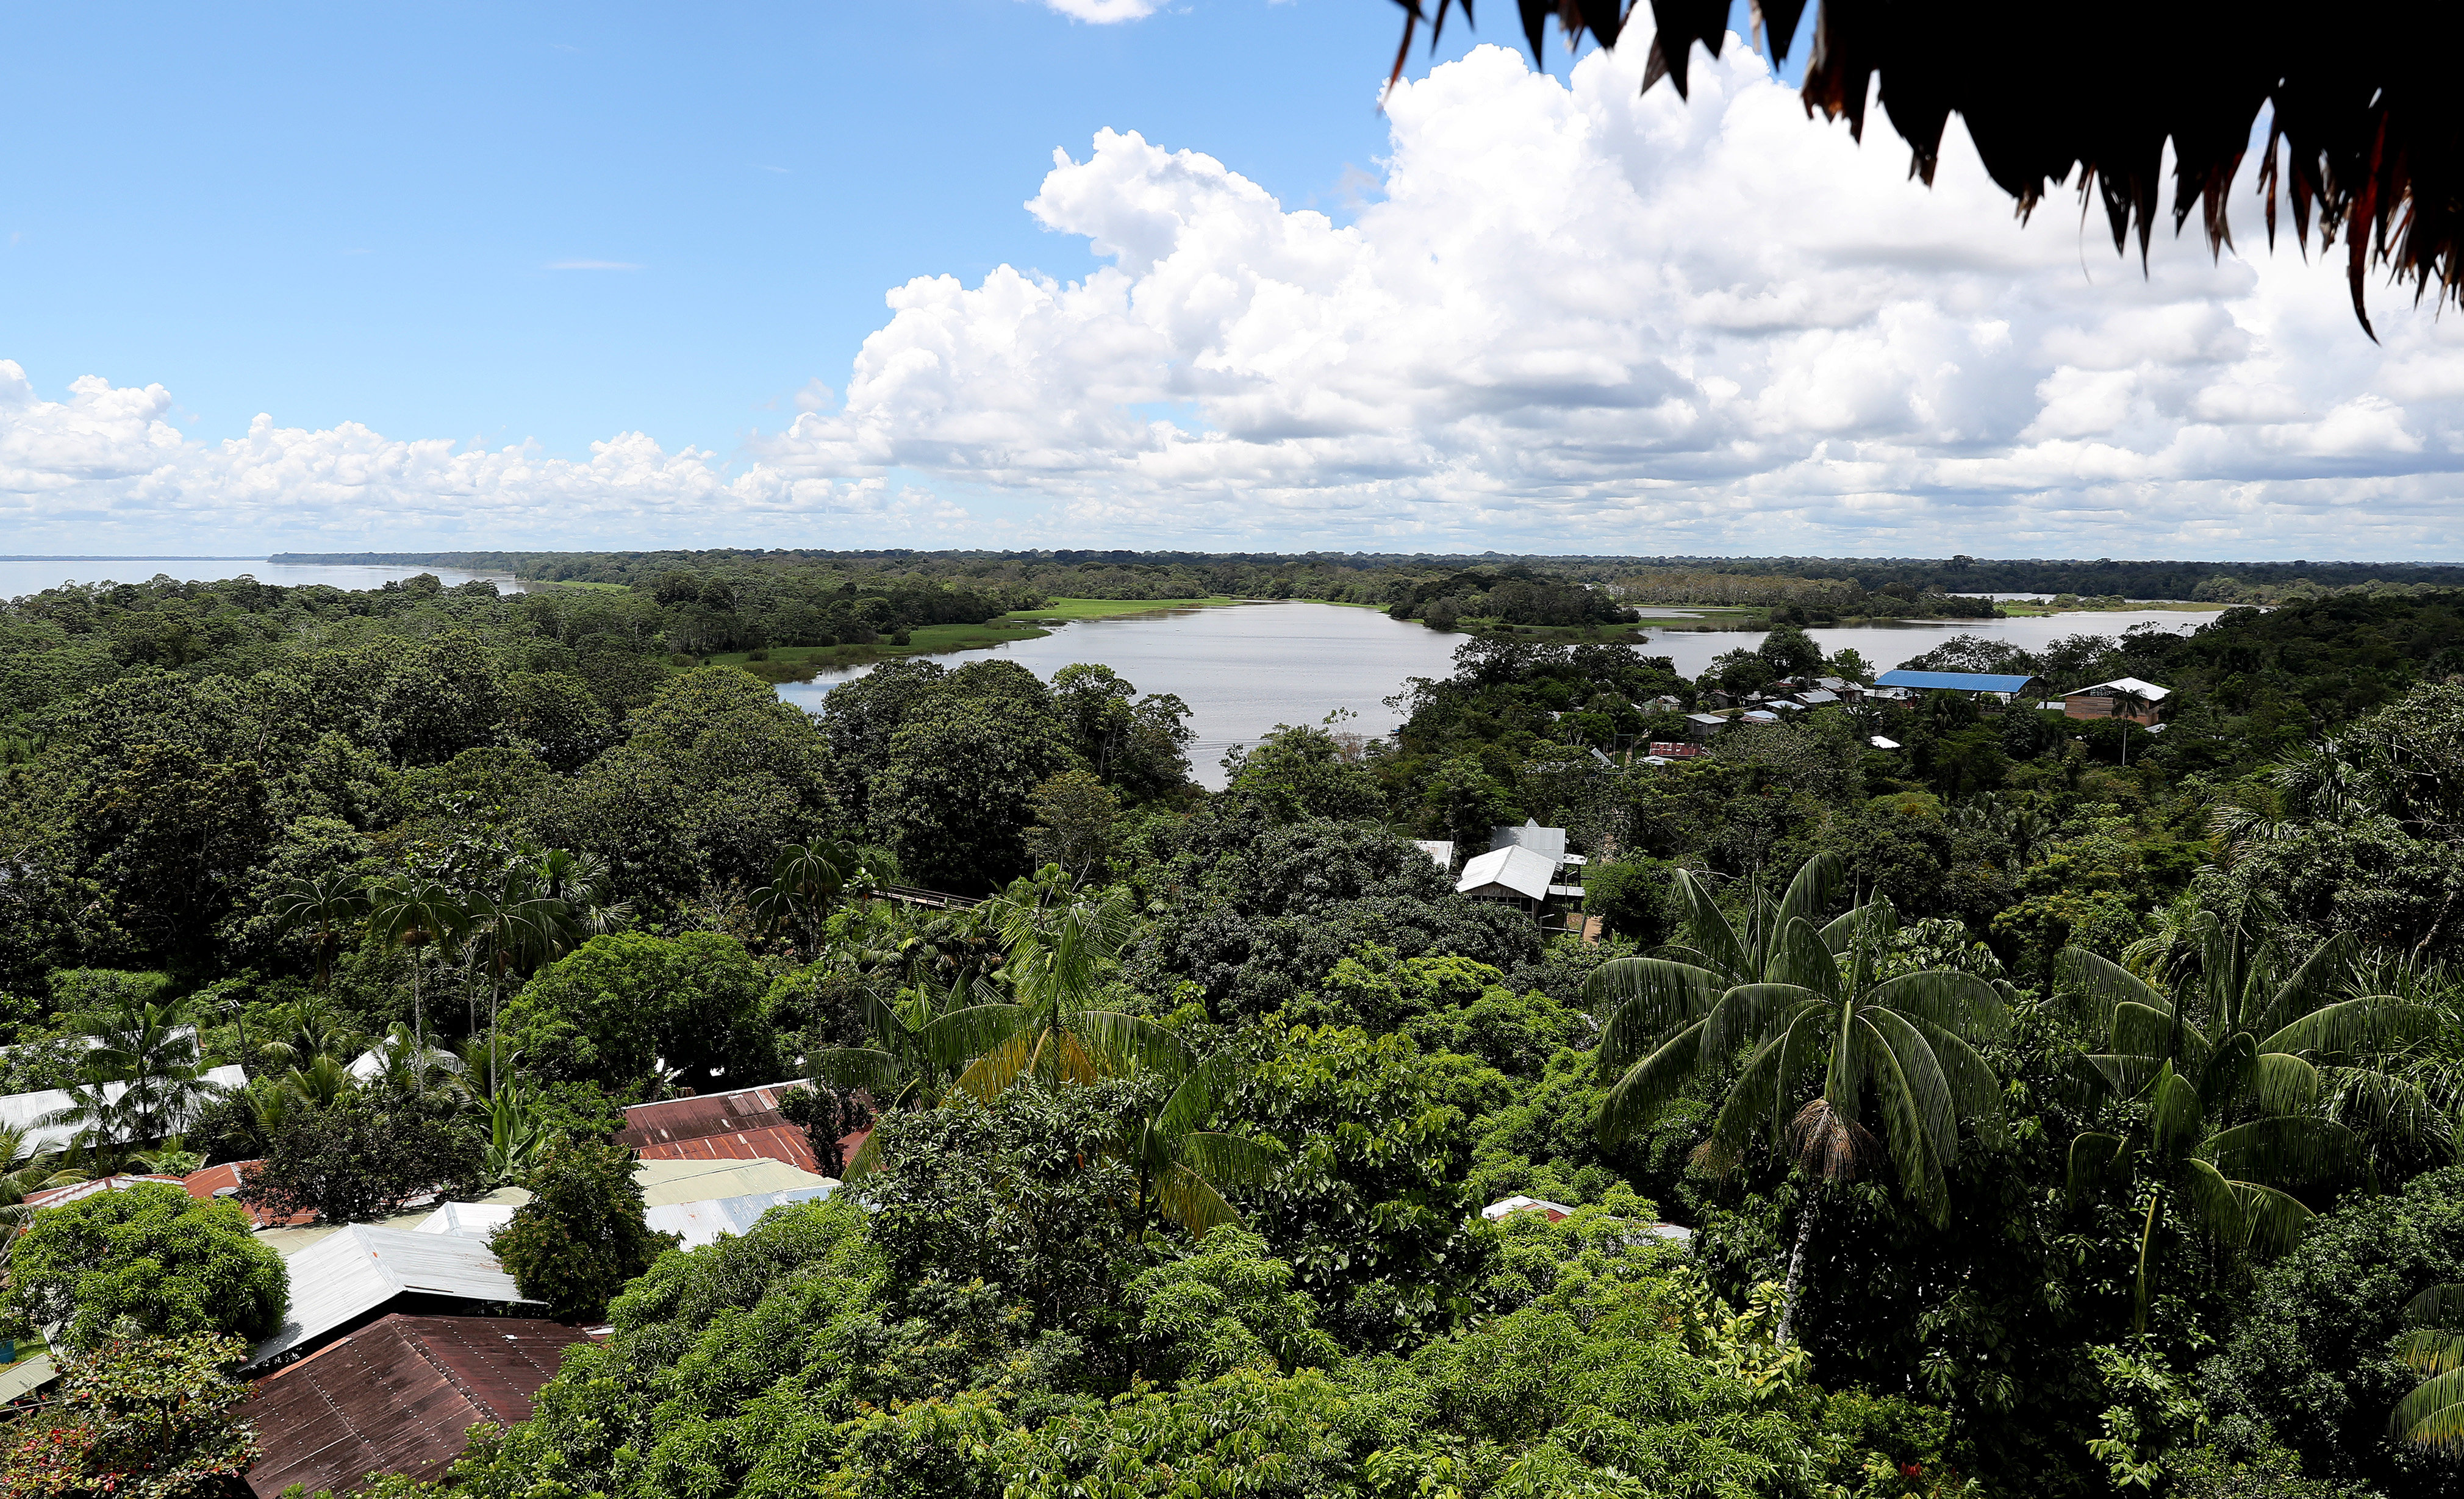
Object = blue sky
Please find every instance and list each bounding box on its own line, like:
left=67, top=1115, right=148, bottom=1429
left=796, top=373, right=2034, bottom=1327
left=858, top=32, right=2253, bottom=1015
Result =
left=1, top=3, right=2454, bottom=559
left=2, top=1, right=1539, bottom=457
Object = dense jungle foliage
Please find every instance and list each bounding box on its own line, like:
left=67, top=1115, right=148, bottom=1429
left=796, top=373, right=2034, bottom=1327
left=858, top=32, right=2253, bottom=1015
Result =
left=280, top=546, right=2464, bottom=612
left=4, top=576, right=2464, bottom=1499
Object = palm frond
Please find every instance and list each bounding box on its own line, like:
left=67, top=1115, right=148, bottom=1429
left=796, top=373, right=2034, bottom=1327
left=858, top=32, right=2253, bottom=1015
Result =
left=2151, top=1067, right=2207, bottom=1162
left=811, top=1048, right=904, bottom=1097
left=841, top=1126, right=887, bottom=1179
left=2391, top=1366, right=2464, bottom=1448
left=1597, top=1019, right=1708, bottom=1144
left=2405, top=1284, right=2464, bottom=1333
left=1585, top=958, right=1723, bottom=1039
left=1672, top=869, right=1750, bottom=982
left=2205, top=1114, right=2360, bottom=1189
left=2068, top=1131, right=2128, bottom=1198
left=1767, top=917, right=1840, bottom=995
left=1697, top=1034, right=1790, bottom=1168
left=2247, top=931, right=2358, bottom=1039
left=1853, top=1014, right=1950, bottom=1217
left=2245, top=1052, right=2323, bottom=1115
left=920, top=1003, right=1026, bottom=1072
left=2178, top=1157, right=2254, bottom=1248
left=2260, top=996, right=2440, bottom=1058
left=1864, top=1007, right=1961, bottom=1168
left=1154, top=1163, right=1245, bottom=1239
left=1072, top=1010, right=1194, bottom=1080
left=2058, top=946, right=2168, bottom=1031
left=1157, top=1054, right=1239, bottom=1141
left=1769, top=1005, right=1832, bottom=1149
left=1864, top=970, right=2010, bottom=1042
left=1906, top=1015, right=2010, bottom=1147
left=1775, top=852, right=1843, bottom=934
left=2398, top=1329, right=2464, bottom=1376
left=1700, top=982, right=1822, bottom=1064
left=953, top=1030, right=1039, bottom=1100
left=1176, top=1131, right=1277, bottom=1189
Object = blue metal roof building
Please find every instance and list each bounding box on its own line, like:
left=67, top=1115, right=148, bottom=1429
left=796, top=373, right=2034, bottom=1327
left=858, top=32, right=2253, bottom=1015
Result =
left=1873, top=669, right=2047, bottom=695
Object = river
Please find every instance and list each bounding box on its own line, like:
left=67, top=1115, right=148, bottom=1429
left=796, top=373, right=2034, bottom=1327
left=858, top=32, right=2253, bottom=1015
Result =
left=774, top=600, right=2227, bottom=789
left=0, top=559, right=529, bottom=597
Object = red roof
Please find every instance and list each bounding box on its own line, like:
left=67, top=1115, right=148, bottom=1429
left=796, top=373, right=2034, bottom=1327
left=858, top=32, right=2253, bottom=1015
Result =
left=237, top=1314, right=592, bottom=1498
left=184, top=1161, right=314, bottom=1227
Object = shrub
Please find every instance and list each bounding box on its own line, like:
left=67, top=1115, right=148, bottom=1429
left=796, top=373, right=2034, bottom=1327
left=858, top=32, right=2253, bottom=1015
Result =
left=492, top=1142, right=679, bottom=1318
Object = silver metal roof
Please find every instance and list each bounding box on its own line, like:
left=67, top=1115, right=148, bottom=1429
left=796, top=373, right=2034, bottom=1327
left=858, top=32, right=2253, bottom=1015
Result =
left=1488, top=820, right=1567, bottom=860
left=249, top=1225, right=537, bottom=1370
left=0, top=1065, right=246, bottom=1154
left=1411, top=839, right=1455, bottom=871
left=2071, top=677, right=2172, bottom=701
left=1456, top=845, right=1558, bottom=902
left=644, top=1185, right=839, bottom=1250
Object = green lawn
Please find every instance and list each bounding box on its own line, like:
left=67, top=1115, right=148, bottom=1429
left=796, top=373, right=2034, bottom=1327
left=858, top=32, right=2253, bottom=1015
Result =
left=1003, top=596, right=1241, bottom=621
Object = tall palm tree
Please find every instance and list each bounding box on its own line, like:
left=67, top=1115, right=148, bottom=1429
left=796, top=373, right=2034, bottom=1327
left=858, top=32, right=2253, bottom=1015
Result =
left=41, top=995, right=231, bottom=1170
left=2392, top=1283, right=2464, bottom=1450
left=367, top=876, right=468, bottom=1056
left=2069, top=1062, right=2358, bottom=1334
left=2061, top=924, right=2411, bottom=1333
left=1121, top=1054, right=1273, bottom=1239
left=268, top=873, right=370, bottom=992
left=751, top=840, right=864, bottom=954
left=950, top=884, right=1185, bottom=1099
left=1589, top=887, right=2009, bottom=1343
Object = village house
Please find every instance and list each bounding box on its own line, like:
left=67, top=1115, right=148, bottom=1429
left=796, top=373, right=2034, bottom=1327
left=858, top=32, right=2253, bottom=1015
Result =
left=2063, top=677, right=2172, bottom=724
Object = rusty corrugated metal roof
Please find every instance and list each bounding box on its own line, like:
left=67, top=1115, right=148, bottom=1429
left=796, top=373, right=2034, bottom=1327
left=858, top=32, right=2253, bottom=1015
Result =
left=614, top=1082, right=800, bottom=1149
left=635, top=1125, right=822, bottom=1175
left=238, top=1314, right=589, bottom=1498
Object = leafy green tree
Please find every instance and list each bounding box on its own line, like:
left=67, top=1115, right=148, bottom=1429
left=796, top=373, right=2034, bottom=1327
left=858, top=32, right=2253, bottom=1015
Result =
left=1582, top=856, right=1672, bottom=943
left=1025, top=769, right=1118, bottom=882
left=492, top=1142, right=679, bottom=1318
left=239, top=1087, right=482, bottom=1224
left=1122, top=1229, right=1339, bottom=1384
left=0, top=1333, right=260, bottom=1499
left=1227, top=1023, right=1502, bottom=1349
left=504, top=931, right=780, bottom=1093
left=1219, top=724, right=1386, bottom=824
left=1420, top=752, right=1516, bottom=853
left=2204, top=1162, right=2464, bottom=1495
left=872, top=693, right=1080, bottom=891
left=1757, top=621, right=1825, bottom=677
left=0, top=1124, right=81, bottom=1268
left=5, top=1182, right=286, bottom=1349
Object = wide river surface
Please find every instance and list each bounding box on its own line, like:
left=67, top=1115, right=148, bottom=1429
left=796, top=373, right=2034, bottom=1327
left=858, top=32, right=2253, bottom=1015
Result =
left=776, top=600, right=2228, bottom=789
left=0, top=559, right=528, bottom=596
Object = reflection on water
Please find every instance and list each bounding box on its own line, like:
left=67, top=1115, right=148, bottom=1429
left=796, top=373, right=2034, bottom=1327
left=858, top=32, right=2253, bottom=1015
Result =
left=773, top=600, right=2227, bottom=790
left=0, top=559, right=529, bottom=598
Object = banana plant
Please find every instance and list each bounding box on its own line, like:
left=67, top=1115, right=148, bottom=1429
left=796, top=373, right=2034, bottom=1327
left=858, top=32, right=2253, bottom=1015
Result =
left=481, top=1081, right=559, bottom=1188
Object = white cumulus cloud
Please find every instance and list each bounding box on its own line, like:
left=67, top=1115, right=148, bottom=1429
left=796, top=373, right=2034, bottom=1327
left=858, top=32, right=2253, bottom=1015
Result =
left=4, top=37, right=2460, bottom=557
left=1037, top=0, right=1159, bottom=21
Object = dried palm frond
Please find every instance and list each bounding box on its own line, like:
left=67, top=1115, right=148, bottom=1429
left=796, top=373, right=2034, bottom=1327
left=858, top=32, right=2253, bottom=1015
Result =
left=1386, top=0, right=2464, bottom=336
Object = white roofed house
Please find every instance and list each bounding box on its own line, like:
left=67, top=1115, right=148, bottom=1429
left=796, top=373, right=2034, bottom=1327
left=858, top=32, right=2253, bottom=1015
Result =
left=1458, top=821, right=1591, bottom=937
left=2063, top=678, right=2172, bottom=725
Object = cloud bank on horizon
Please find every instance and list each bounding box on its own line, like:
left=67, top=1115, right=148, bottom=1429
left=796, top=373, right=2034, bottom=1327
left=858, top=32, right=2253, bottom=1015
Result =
left=5, top=40, right=2460, bottom=560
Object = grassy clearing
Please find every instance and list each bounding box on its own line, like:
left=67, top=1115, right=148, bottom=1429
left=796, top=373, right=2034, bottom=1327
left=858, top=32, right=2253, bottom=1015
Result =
left=711, top=618, right=1055, bottom=682
left=1999, top=600, right=2222, bottom=617
left=1003, top=596, right=1241, bottom=621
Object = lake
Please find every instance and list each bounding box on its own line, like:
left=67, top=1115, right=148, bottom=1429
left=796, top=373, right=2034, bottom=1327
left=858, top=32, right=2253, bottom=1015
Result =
left=774, top=600, right=2227, bottom=788
left=0, top=559, right=528, bottom=598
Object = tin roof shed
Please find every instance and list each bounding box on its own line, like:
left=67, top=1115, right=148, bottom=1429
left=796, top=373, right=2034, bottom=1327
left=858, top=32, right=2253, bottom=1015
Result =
left=237, top=1314, right=590, bottom=1498
left=1456, top=846, right=1558, bottom=903
left=1872, top=669, right=2047, bottom=695
left=248, top=1226, right=539, bottom=1372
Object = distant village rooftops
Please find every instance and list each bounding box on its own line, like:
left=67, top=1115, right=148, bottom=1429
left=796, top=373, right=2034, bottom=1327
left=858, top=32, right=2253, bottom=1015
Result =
left=1873, top=669, right=2049, bottom=696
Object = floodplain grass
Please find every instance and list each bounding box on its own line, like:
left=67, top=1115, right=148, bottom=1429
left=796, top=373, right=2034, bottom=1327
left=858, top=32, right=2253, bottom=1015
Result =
left=1998, top=599, right=2222, bottom=617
